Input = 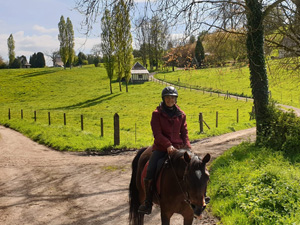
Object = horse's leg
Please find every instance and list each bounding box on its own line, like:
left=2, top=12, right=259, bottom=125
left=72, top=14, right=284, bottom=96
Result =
left=183, top=216, right=193, bottom=225
left=182, top=209, right=194, bottom=225
left=161, top=211, right=172, bottom=225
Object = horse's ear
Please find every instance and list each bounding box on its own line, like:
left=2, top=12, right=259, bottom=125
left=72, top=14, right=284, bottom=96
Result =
left=202, top=153, right=211, bottom=164
left=184, top=151, right=191, bottom=163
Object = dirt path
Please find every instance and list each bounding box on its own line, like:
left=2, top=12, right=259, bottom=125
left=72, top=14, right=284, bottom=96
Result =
left=0, top=125, right=256, bottom=225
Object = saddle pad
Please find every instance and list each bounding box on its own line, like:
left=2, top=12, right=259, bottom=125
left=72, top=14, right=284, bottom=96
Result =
left=141, top=161, right=163, bottom=195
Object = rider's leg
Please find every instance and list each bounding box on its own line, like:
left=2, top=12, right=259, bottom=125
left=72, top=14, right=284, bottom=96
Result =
left=138, top=150, right=166, bottom=214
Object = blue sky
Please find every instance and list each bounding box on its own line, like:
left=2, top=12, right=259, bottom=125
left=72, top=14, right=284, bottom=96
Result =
left=0, top=0, right=185, bottom=66
left=0, top=0, right=105, bottom=65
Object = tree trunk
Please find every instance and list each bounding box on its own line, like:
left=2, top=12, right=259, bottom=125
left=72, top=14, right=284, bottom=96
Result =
left=246, top=0, right=270, bottom=143
left=110, top=80, right=113, bottom=94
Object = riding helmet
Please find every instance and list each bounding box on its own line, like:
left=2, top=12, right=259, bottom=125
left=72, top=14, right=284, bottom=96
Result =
left=161, top=86, right=178, bottom=99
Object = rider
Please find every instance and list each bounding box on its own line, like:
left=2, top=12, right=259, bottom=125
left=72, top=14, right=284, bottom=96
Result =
left=138, top=86, right=192, bottom=215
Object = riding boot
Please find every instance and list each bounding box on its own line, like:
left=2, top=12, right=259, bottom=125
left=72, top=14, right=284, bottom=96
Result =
left=138, top=179, right=153, bottom=214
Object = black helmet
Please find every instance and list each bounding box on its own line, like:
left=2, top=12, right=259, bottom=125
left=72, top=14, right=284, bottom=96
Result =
left=162, top=86, right=178, bottom=98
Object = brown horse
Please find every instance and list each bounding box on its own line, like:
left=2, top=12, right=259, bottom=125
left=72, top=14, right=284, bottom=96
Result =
left=129, top=147, right=211, bottom=225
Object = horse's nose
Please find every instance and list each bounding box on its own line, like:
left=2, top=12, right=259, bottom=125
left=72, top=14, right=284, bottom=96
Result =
left=192, top=204, right=206, bottom=218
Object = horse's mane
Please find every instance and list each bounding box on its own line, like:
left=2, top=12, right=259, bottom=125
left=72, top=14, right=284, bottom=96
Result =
left=170, top=149, right=202, bottom=166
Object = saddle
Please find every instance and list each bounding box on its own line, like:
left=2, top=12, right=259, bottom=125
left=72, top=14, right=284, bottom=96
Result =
left=141, top=155, right=169, bottom=195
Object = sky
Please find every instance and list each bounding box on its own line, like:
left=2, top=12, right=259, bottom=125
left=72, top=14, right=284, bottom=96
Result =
left=0, top=0, right=110, bottom=66
left=0, top=0, right=186, bottom=66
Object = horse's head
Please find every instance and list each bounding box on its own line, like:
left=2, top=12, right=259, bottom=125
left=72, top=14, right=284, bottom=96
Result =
left=182, top=151, right=211, bottom=219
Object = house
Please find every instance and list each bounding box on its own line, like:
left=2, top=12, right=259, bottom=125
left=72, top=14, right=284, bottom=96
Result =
left=18, top=55, right=31, bottom=68
left=54, top=55, right=64, bottom=67
left=131, top=62, right=149, bottom=83
left=278, top=35, right=300, bottom=58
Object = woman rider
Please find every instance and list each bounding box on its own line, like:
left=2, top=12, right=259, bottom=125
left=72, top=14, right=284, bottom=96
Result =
left=138, top=86, right=191, bottom=214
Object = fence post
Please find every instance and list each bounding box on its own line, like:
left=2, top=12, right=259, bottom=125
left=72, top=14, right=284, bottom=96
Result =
left=34, top=111, right=36, bottom=122
left=237, top=109, right=239, bottom=123
left=114, top=113, right=120, bottom=146
left=199, top=113, right=204, bottom=133
left=21, top=109, right=23, bottom=119
left=81, top=115, right=84, bottom=131
left=135, top=123, right=137, bottom=144
left=8, top=108, right=10, bottom=120
left=64, top=113, right=66, bottom=125
left=48, top=112, right=51, bottom=125
left=100, top=118, right=104, bottom=137
left=216, top=111, right=218, bottom=128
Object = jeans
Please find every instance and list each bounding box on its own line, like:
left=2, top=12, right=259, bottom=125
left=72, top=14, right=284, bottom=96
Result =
left=145, top=150, right=167, bottom=180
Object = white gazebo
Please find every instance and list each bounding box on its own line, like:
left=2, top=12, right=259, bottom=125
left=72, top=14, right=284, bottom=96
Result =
left=130, top=62, right=149, bottom=83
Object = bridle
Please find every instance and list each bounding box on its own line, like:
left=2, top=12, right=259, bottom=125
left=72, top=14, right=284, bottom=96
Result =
left=167, top=154, right=194, bottom=206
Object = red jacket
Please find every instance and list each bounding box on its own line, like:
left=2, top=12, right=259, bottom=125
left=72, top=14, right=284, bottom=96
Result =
left=151, top=104, right=191, bottom=151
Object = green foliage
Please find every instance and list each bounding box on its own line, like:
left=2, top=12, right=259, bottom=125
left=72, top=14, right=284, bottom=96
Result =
left=58, top=15, right=68, bottom=67
left=7, top=34, right=15, bottom=66
left=195, top=36, right=205, bottom=67
left=30, top=52, right=46, bottom=68
left=260, top=102, right=300, bottom=160
left=0, top=67, right=255, bottom=151
left=209, top=143, right=300, bottom=225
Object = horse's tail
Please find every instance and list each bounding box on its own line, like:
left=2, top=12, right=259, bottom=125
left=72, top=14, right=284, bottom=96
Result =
left=129, top=147, right=147, bottom=225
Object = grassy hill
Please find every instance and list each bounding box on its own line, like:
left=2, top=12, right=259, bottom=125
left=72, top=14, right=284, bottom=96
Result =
left=156, top=59, right=300, bottom=108
left=0, top=66, right=255, bottom=151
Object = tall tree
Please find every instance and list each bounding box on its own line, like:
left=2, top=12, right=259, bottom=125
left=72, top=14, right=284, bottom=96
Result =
left=36, top=52, right=46, bottom=68
left=149, top=0, right=286, bottom=142
left=7, top=34, right=15, bottom=67
left=66, top=17, right=75, bottom=69
left=150, top=15, right=168, bottom=71
left=113, top=1, right=124, bottom=91
left=112, top=0, right=133, bottom=92
left=195, top=35, right=205, bottom=68
left=101, top=8, right=115, bottom=94
left=58, top=16, right=68, bottom=69
left=120, top=0, right=134, bottom=92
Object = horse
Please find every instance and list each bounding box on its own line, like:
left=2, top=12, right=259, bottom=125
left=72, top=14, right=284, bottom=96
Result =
left=129, top=146, right=211, bottom=225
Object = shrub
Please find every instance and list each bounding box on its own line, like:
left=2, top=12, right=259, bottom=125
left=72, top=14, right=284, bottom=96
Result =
left=260, top=102, right=300, bottom=157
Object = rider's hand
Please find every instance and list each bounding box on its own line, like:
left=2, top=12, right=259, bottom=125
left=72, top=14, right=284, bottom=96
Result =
left=167, top=145, right=176, bottom=155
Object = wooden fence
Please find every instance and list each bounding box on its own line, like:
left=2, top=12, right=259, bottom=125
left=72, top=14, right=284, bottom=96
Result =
left=5, top=107, right=249, bottom=145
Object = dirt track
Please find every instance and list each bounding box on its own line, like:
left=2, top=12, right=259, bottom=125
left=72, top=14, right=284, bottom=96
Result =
left=0, top=126, right=256, bottom=225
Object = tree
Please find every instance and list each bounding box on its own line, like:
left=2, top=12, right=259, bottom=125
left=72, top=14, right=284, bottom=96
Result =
left=45, top=50, right=60, bottom=67
left=195, top=35, right=205, bottom=68
left=112, top=0, right=133, bottom=92
left=77, top=52, right=87, bottom=66
left=66, top=17, right=75, bottom=69
left=30, top=52, right=45, bottom=68
left=36, top=52, right=46, bottom=67
left=101, top=9, right=115, bottom=94
left=149, top=0, right=288, bottom=142
left=7, top=34, right=15, bottom=67
left=0, top=56, right=7, bottom=69
left=58, top=16, right=68, bottom=69
left=11, top=58, right=21, bottom=68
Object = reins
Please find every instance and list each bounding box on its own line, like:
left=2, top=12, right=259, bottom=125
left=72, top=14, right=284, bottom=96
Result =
left=168, top=154, right=192, bottom=205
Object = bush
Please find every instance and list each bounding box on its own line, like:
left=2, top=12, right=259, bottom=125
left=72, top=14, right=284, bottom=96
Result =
left=260, top=102, right=300, bottom=157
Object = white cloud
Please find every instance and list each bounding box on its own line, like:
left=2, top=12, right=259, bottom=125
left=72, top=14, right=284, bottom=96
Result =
left=0, top=30, right=101, bottom=66
left=33, top=25, right=57, bottom=34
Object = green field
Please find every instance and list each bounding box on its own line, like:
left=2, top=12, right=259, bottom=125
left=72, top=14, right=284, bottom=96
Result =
left=156, top=59, right=300, bottom=108
left=0, top=66, right=255, bottom=151
left=209, top=142, right=300, bottom=225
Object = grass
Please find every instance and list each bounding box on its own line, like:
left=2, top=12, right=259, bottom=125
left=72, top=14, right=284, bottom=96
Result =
left=208, top=142, right=300, bottom=224
left=155, top=58, right=300, bottom=108
left=0, top=66, right=255, bottom=151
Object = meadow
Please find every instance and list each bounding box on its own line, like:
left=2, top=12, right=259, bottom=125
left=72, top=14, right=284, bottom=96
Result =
left=0, top=66, right=255, bottom=151
left=208, top=142, right=300, bottom=225
left=156, top=59, right=300, bottom=108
